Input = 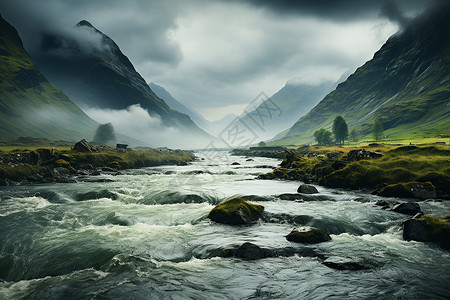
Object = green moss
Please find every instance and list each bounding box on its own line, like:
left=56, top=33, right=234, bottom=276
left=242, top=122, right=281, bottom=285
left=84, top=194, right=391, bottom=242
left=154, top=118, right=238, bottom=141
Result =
left=415, top=215, right=450, bottom=249
left=208, top=197, right=264, bottom=225
left=263, top=145, right=449, bottom=196
left=55, top=159, right=70, bottom=168
left=0, top=164, right=41, bottom=181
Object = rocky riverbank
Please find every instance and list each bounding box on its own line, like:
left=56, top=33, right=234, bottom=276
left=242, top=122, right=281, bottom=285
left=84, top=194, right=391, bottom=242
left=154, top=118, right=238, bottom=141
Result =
left=257, top=145, right=450, bottom=200
left=0, top=139, right=195, bottom=186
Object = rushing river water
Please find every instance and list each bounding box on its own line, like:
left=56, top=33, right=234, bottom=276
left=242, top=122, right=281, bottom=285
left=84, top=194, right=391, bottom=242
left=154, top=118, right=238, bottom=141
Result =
left=0, top=151, right=449, bottom=299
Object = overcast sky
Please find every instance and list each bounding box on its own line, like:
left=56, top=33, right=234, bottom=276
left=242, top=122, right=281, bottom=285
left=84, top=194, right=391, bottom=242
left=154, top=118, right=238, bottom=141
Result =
left=0, top=0, right=438, bottom=121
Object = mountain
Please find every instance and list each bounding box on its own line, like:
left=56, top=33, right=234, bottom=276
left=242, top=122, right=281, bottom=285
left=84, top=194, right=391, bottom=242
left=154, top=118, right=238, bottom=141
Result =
left=238, top=80, right=335, bottom=141
left=273, top=5, right=450, bottom=145
left=31, top=20, right=212, bottom=147
left=0, top=14, right=98, bottom=142
left=149, top=82, right=209, bottom=129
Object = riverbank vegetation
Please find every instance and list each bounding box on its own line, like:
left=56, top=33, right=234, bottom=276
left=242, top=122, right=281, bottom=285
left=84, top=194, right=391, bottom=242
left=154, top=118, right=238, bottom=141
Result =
left=256, top=143, right=450, bottom=199
left=0, top=141, right=195, bottom=185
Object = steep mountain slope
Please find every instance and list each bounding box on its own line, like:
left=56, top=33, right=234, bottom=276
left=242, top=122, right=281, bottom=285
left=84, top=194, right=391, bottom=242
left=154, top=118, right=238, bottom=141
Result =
left=238, top=81, right=334, bottom=140
left=149, top=82, right=209, bottom=129
left=0, top=14, right=98, bottom=142
left=273, top=6, right=450, bottom=145
left=32, top=20, right=211, bottom=146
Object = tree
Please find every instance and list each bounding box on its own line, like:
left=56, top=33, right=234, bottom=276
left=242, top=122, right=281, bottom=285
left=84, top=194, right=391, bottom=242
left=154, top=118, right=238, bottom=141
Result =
left=373, top=119, right=384, bottom=141
left=349, top=129, right=358, bottom=143
left=332, top=116, right=349, bottom=144
left=258, top=141, right=266, bottom=147
left=93, top=123, right=116, bottom=145
left=314, top=128, right=332, bottom=145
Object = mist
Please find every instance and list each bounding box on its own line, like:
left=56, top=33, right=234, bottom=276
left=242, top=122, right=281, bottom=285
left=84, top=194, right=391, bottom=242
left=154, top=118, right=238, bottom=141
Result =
left=85, top=104, right=214, bottom=149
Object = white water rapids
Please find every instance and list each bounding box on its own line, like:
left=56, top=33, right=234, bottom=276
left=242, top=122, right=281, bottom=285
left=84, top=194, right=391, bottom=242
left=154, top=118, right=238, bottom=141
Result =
left=0, top=151, right=449, bottom=299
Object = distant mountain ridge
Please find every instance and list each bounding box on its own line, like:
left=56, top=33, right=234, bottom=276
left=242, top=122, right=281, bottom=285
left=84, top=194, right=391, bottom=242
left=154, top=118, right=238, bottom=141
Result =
left=0, top=14, right=98, bottom=142
left=238, top=80, right=336, bottom=141
left=149, top=82, right=209, bottom=129
left=273, top=5, right=450, bottom=145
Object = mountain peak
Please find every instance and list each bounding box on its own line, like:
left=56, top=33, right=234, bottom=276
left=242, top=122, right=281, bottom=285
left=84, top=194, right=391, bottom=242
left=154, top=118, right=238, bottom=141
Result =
left=76, top=20, right=94, bottom=28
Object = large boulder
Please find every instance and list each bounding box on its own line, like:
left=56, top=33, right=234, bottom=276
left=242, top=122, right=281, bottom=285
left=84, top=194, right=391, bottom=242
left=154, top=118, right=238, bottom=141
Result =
left=375, top=181, right=437, bottom=199
left=286, top=227, right=331, bottom=244
left=73, top=139, right=98, bottom=153
left=208, top=197, right=264, bottom=225
left=347, top=149, right=383, bottom=161
left=297, top=184, right=319, bottom=194
left=403, top=215, right=450, bottom=249
left=392, top=202, right=421, bottom=215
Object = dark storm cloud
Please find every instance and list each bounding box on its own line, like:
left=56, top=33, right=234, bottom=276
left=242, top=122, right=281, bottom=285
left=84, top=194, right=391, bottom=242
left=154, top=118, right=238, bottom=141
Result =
left=0, top=0, right=182, bottom=66
left=380, top=0, right=410, bottom=28
left=232, top=0, right=438, bottom=21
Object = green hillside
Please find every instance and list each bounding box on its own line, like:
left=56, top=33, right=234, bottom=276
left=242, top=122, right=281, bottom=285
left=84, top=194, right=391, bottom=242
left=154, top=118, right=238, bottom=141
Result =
left=0, top=14, right=98, bottom=142
left=272, top=6, right=450, bottom=145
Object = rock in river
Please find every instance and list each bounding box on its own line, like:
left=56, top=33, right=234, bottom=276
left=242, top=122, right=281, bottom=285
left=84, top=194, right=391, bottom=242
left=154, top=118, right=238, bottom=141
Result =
left=392, top=202, right=421, bottom=215
left=208, top=197, right=264, bottom=225
left=297, top=184, right=319, bottom=194
left=323, top=256, right=371, bottom=271
left=286, top=227, right=331, bottom=244
left=403, top=215, right=450, bottom=249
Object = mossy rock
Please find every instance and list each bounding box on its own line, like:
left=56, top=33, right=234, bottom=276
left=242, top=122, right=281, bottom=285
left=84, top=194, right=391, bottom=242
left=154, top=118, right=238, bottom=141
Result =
left=286, top=227, right=331, bottom=244
left=403, top=215, right=450, bottom=249
left=208, top=197, right=264, bottom=225
left=376, top=181, right=436, bottom=199
left=55, top=159, right=70, bottom=168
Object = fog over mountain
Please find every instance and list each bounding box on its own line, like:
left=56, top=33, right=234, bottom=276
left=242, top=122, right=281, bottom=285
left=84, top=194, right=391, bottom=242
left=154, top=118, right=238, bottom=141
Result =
left=1, top=0, right=437, bottom=121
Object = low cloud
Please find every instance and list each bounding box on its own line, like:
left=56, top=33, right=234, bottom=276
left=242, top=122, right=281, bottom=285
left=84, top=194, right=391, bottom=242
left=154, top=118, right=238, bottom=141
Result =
left=85, top=104, right=179, bottom=147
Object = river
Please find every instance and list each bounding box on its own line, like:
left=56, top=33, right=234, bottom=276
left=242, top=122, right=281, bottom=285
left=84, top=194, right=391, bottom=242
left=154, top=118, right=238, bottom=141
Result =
left=0, top=151, right=449, bottom=299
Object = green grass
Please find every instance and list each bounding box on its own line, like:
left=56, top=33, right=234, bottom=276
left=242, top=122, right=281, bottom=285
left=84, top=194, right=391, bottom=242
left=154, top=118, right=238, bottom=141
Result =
left=263, top=144, right=450, bottom=196
left=0, top=147, right=195, bottom=183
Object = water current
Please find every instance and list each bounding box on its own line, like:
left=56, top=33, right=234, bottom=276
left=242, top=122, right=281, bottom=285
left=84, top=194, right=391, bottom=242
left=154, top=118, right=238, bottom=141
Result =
left=0, top=151, right=449, bottom=299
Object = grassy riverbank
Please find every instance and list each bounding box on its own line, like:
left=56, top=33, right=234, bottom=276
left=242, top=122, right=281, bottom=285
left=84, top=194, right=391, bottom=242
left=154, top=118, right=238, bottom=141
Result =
left=0, top=146, right=195, bottom=185
left=256, top=143, right=450, bottom=198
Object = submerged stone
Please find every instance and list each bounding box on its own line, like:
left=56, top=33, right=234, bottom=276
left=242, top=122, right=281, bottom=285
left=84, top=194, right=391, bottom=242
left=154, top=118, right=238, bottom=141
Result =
left=208, top=197, right=264, bottom=225
left=286, top=227, right=331, bottom=244
left=403, top=215, right=450, bottom=249
left=393, top=202, right=421, bottom=215
left=323, top=256, right=371, bottom=271
left=234, top=242, right=267, bottom=260
left=297, top=184, right=319, bottom=194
